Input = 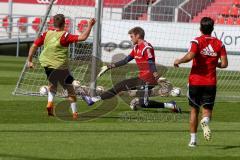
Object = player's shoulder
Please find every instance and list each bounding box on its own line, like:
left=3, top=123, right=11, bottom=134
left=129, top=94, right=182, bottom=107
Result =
left=206, top=36, right=224, bottom=48
left=139, top=41, right=153, bottom=52
left=190, top=36, right=202, bottom=44
left=41, top=31, right=48, bottom=36
left=36, top=32, right=47, bottom=41
left=62, top=31, right=70, bottom=38
left=191, top=35, right=222, bottom=43
left=212, top=37, right=224, bottom=46
left=142, top=41, right=153, bottom=48
left=214, top=39, right=225, bottom=50
left=139, top=41, right=154, bottom=55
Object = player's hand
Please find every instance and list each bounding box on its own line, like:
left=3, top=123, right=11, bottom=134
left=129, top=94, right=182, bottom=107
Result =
left=157, top=77, right=167, bottom=83
left=97, top=66, right=109, bottom=78
left=174, top=59, right=180, bottom=68
left=153, top=72, right=160, bottom=81
left=27, top=61, right=34, bottom=68
left=88, top=18, right=96, bottom=27
left=107, top=63, right=115, bottom=69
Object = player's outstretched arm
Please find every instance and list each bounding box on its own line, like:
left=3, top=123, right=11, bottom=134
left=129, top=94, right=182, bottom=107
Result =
left=110, top=55, right=134, bottom=69
left=78, top=18, right=96, bottom=41
left=174, top=52, right=195, bottom=67
left=27, top=44, right=38, bottom=68
left=97, top=55, right=133, bottom=78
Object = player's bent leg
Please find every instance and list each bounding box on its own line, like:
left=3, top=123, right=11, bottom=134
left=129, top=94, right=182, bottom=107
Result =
left=44, top=68, right=57, bottom=116
left=134, top=83, right=182, bottom=112
left=189, top=106, right=199, bottom=147
left=188, top=85, right=201, bottom=147
left=200, top=86, right=215, bottom=141
left=200, top=106, right=213, bottom=141
left=137, top=99, right=182, bottom=113
left=61, top=70, right=79, bottom=119
left=102, top=77, right=140, bottom=99
left=83, top=78, right=141, bottom=106
left=66, top=85, right=78, bottom=120
left=82, top=82, right=125, bottom=106
left=99, top=88, right=117, bottom=100
left=47, top=84, right=57, bottom=116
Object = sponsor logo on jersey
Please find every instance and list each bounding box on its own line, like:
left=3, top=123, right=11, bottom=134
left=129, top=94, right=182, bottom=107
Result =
left=200, top=44, right=217, bottom=57
left=134, top=56, right=142, bottom=59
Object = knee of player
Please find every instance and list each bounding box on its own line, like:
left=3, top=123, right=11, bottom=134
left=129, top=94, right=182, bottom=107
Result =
left=68, top=95, right=77, bottom=102
left=48, top=85, right=57, bottom=93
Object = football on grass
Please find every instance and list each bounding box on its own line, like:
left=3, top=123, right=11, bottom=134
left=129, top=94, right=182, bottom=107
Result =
left=170, top=87, right=181, bottom=97
left=72, top=80, right=81, bottom=88
left=96, top=86, right=105, bottom=94
left=39, top=85, right=48, bottom=96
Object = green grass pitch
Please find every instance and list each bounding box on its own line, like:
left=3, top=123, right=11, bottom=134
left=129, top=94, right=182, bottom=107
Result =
left=0, top=55, right=240, bottom=160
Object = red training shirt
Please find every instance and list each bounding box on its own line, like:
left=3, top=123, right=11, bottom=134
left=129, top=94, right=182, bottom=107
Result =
left=188, top=35, right=227, bottom=86
left=129, top=41, right=157, bottom=85
left=34, top=30, right=79, bottom=47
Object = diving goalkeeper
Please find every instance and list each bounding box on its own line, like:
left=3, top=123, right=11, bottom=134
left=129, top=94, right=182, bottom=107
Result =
left=83, top=27, right=181, bottom=113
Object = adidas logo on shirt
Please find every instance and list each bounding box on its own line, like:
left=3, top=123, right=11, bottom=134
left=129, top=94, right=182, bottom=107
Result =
left=201, top=44, right=217, bottom=57
left=200, top=44, right=217, bottom=57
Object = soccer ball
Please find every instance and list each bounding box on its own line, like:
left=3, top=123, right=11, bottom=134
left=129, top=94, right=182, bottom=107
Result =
left=72, top=80, right=81, bottom=88
left=39, top=85, right=48, bottom=96
left=75, top=85, right=88, bottom=95
left=96, top=86, right=105, bottom=95
left=170, top=87, right=181, bottom=97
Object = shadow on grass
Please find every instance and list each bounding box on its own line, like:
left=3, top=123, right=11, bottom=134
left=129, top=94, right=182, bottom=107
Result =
left=0, top=154, right=239, bottom=160
left=199, top=144, right=240, bottom=150
left=220, top=145, right=240, bottom=150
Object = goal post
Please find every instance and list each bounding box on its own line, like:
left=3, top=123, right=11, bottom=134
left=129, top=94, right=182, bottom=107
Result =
left=90, top=0, right=104, bottom=96
left=13, top=0, right=56, bottom=96
left=37, top=0, right=55, bottom=37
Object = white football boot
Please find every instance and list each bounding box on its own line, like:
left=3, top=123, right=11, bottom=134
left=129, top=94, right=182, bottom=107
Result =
left=188, top=141, right=197, bottom=147
left=200, top=119, right=212, bottom=141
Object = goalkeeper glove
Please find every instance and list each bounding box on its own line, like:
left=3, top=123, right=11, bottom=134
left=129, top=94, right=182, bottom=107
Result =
left=97, top=63, right=116, bottom=78
left=107, top=63, right=115, bottom=69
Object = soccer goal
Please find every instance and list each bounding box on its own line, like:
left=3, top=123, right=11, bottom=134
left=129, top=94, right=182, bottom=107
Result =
left=13, top=0, right=240, bottom=101
left=13, top=0, right=100, bottom=97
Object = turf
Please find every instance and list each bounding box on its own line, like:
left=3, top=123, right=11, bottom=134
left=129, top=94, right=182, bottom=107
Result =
left=0, top=56, right=240, bottom=160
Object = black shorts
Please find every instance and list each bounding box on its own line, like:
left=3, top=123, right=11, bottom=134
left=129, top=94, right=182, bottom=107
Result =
left=188, top=85, right=216, bottom=110
left=44, top=67, right=74, bottom=88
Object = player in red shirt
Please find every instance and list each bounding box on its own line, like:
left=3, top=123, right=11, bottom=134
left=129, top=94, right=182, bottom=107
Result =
left=174, top=17, right=228, bottom=147
left=34, top=29, right=79, bottom=47
left=27, top=14, right=95, bottom=119
left=83, top=27, right=181, bottom=113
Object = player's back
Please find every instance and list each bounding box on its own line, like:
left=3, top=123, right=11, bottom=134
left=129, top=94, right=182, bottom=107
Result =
left=39, top=30, right=68, bottom=69
left=189, top=35, right=225, bottom=86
